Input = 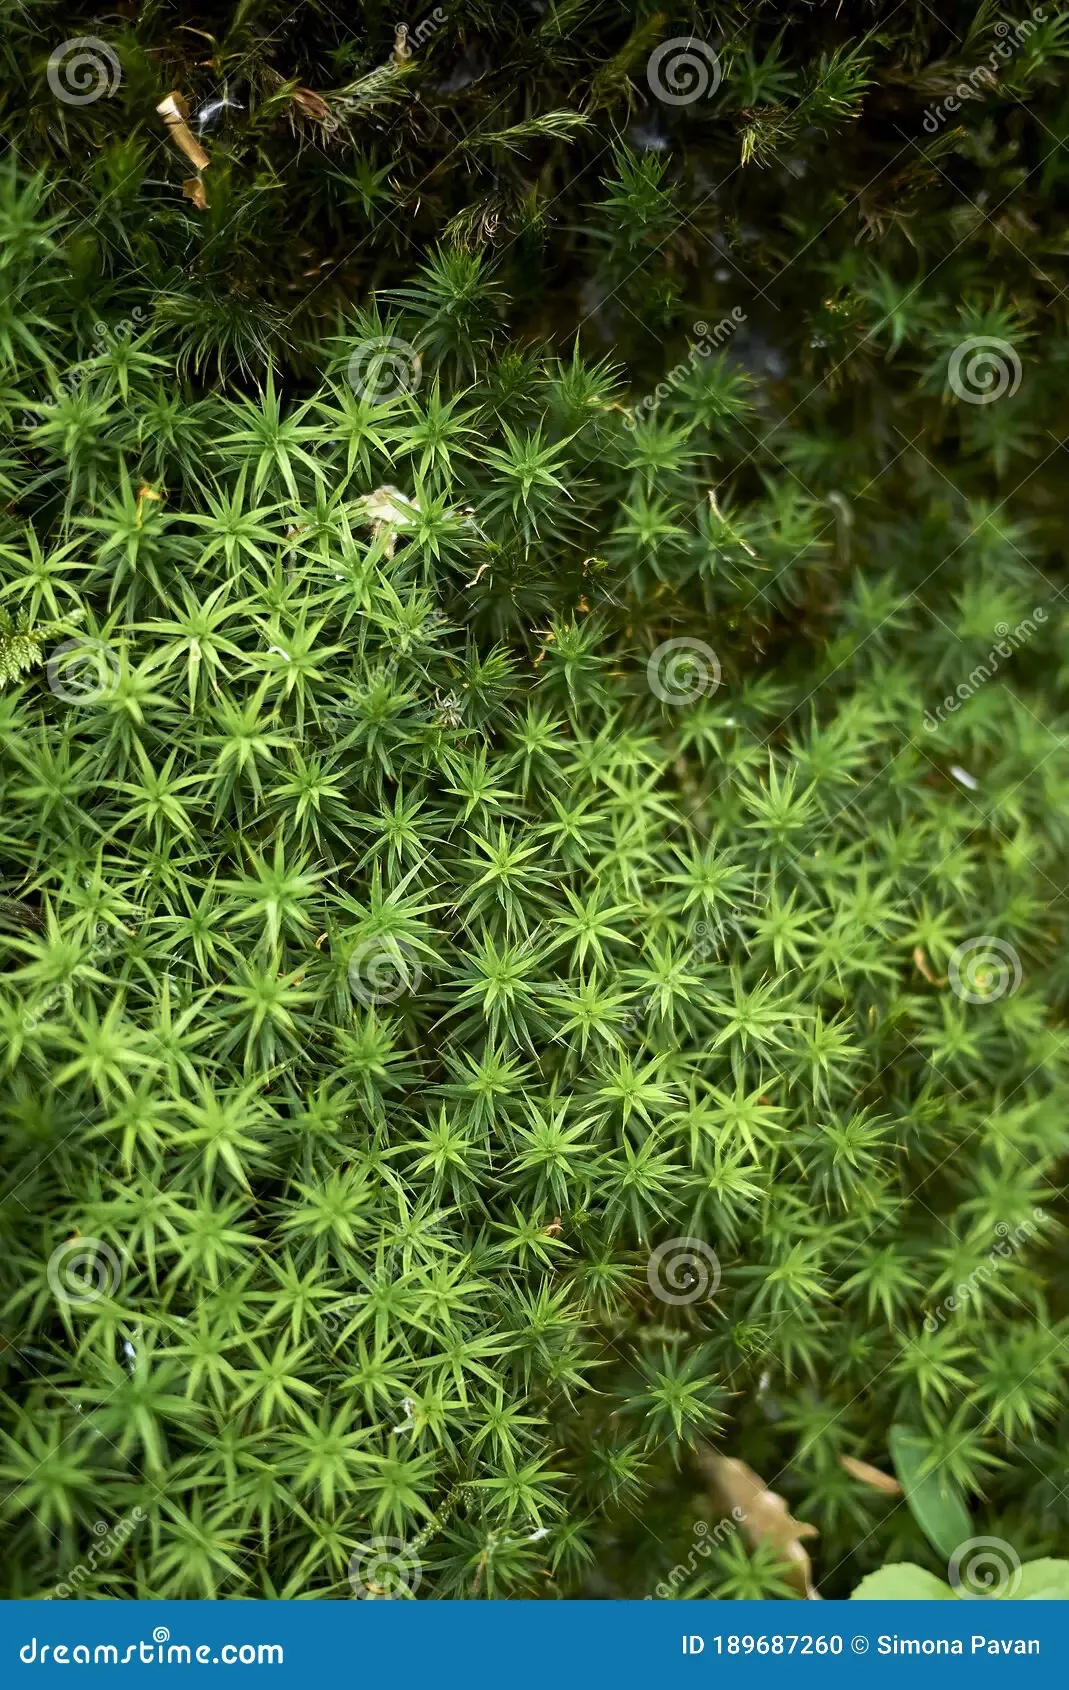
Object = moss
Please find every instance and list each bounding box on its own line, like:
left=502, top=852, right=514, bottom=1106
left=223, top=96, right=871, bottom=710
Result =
left=1, top=0, right=1068, bottom=1599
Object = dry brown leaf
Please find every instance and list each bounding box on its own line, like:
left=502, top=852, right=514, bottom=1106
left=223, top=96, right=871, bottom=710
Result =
left=913, top=946, right=947, bottom=985
left=157, top=93, right=210, bottom=171
left=353, top=485, right=421, bottom=560
left=291, top=87, right=333, bottom=123
left=696, top=1449, right=821, bottom=1598
left=182, top=177, right=208, bottom=211
left=135, top=486, right=162, bottom=526
left=708, top=488, right=757, bottom=558
left=839, top=1454, right=903, bottom=1496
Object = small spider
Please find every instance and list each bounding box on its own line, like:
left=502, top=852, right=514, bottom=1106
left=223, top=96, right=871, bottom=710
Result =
left=433, top=688, right=465, bottom=729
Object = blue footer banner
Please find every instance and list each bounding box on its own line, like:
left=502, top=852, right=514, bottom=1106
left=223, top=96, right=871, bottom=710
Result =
left=2, top=1603, right=1067, bottom=1685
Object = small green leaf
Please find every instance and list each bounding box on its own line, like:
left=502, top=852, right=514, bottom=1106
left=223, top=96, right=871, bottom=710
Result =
left=851, top=1564, right=955, bottom=1600
left=889, top=1425, right=973, bottom=1560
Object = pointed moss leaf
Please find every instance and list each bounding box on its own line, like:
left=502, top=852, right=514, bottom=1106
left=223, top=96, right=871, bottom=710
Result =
left=889, top=1426, right=973, bottom=1561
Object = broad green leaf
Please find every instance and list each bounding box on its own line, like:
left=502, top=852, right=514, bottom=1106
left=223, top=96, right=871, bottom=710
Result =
left=855, top=1557, right=1069, bottom=1602
left=851, top=1564, right=955, bottom=1601
left=1016, top=1560, right=1069, bottom=1600
left=889, top=1426, right=973, bottom=1561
